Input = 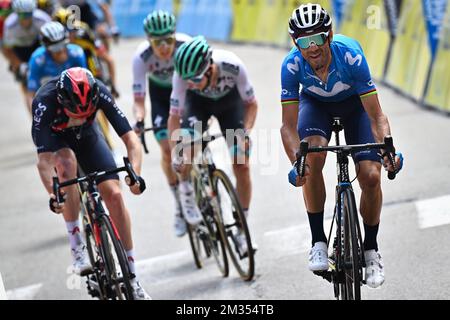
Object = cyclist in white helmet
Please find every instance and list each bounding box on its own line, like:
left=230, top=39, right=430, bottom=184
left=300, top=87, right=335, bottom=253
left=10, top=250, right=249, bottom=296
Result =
left=27, top=21, right=87, bottom=100
left=281, top=3, right=403, bottom=288
left=3, top=0, right=51, bottom=114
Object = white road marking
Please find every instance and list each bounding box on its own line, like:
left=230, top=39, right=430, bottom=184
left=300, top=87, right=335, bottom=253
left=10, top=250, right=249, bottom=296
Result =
left=0, top=272, right=7, bottom=300
left=416, top=195, right=450, bottom=229
left=6, top=283, right=43, bottom=300
left=264, top=219, right=333, bottom=258
left=135, top=250, right=190, bottom=275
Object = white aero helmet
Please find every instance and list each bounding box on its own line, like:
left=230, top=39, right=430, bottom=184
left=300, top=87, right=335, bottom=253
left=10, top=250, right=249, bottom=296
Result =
left=288, top=3, right=332, bottom=38
left=12, top=0, right=36, bottom=13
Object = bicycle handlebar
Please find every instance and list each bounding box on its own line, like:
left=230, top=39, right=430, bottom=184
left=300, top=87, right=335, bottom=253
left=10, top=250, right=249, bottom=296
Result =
left=52, top=157, right=142, bottom=204
left=138, top=125, right=167, bottom=154
left=296, top=136, right=398, bottom=180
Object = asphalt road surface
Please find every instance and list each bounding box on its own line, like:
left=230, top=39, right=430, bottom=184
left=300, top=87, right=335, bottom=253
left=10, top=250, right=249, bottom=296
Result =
left=1, top=39, right=450, bottom=300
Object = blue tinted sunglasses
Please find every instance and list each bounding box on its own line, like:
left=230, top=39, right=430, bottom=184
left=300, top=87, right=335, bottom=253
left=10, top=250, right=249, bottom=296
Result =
left=295, top=32, right=329, bottom=49
left=18, top=12, right=33, bottom=19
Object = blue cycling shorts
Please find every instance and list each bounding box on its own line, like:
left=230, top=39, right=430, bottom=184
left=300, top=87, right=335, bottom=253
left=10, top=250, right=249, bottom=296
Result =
left=297, top=93, right=380, bottom=163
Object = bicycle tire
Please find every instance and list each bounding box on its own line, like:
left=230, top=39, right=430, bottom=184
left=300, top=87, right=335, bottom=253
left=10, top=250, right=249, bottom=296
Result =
left=191, top=168, right=229, bottom=277
left=84, top=217, right=108, bottom=300
left=340, top=189, right=362, bottom=300
left=188, top=170, right=206, bottom=269
left=98, top=215, right=134, bottom=300
left=212, top=169, right=255, bottom=281
left=187, top=223, right=203, bottom=269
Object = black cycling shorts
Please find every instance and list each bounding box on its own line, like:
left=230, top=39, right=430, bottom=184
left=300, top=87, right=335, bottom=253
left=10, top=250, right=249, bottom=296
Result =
left=181, top=87, right=245, bottom=150
left=13, top=41, right=40, bottom=62
left=49, top=123, right=118, bottom=184
left=148, top=81, right=171, bottom=142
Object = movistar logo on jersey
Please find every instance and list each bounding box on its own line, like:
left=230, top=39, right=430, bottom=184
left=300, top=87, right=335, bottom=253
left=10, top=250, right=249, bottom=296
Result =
left=344, top=52, right=362, bottom=66
left=287, top=56, right=301, bottom=75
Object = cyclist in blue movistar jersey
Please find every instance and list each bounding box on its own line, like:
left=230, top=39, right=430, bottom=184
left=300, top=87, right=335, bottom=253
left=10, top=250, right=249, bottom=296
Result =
left=27, top=21, right=86, bottom=100
left=280, top=3, right=403, bottom=289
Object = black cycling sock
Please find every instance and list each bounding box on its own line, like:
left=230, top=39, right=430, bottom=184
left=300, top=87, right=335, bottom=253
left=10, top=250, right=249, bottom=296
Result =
left=363, top=223, right=379, bottom=251
left=307, top=211, right=327, bottom=246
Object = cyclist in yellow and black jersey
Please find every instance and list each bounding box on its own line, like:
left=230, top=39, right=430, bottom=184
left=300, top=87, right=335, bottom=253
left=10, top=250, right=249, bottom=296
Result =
left=53, top=7, right=118, bottom=151
left=52, top=7, right=118, bottom=96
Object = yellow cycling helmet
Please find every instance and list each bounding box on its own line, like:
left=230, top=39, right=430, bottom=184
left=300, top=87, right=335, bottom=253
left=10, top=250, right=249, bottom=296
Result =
left=52, top=7, right=70, bottom=26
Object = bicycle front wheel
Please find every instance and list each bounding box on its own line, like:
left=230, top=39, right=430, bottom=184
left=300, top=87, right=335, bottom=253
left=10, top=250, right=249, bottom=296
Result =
left=212, top=169, right=255, bottom=281
left=191, top=168, right=229, bottom=277
left=339, top=188, right=363, bottom=300
left=98, top=215, right=134, bottom=300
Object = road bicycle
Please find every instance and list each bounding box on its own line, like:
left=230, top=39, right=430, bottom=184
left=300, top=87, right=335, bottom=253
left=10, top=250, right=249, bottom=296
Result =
left=53, top=157, right=144, bottom=300
left=295, top=117, right=397, bottom=300
left=183, top=128, right=256, bottom=281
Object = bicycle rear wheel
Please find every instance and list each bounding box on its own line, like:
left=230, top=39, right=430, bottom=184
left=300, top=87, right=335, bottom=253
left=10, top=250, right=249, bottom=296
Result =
left=212, top=169, right=255, bottom=281
left=98, top=215, right=134, bottom=300
left=339, top=189, right=362, bottom=300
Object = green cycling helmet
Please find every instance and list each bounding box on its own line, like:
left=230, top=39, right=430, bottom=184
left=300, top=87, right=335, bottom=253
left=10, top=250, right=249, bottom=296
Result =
left=174, top=36, right=212, bottom=80
left=143, top=10, right=176, bottom=37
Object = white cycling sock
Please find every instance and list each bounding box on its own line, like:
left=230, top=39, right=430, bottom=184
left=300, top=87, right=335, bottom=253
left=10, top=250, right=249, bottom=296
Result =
left=170, top=184, right=182, bottom=215
left=66, top=220, right=83, bottom=250
left=126, top=249, right=136, bottom=276
left=179, top=180, right=193, bottom=193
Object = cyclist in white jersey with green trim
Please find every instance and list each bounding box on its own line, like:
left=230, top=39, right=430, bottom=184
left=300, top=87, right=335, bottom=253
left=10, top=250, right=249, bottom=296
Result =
left=132, top=10, right=191, bottom=237
left=168, top=36, right=259, bottom=256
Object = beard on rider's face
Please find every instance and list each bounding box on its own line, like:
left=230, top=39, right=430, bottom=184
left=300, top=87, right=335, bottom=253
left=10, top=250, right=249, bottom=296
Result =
left=302, top=45, right=330, bottom=72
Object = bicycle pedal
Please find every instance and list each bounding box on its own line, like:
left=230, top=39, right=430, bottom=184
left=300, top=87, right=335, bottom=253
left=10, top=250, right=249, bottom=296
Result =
left=80, top=268, right=94, bottom=277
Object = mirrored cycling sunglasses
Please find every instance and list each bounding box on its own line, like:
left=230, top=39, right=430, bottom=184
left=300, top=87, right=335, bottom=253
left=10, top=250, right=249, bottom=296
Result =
left=189, top=60, right=211, bottom=84
left=149, top=35, right=176, bottom=47
left=295, top=32, right=329, bottom=50
left=47, top=40, right=68, bottom=53
left=18, top=12, right=33, bottom=19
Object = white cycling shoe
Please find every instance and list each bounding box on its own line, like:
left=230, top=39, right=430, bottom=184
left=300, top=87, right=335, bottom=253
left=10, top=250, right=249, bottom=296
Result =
left=174, top=214, right=187, bottom=237
left=308, top=241, right=329, bottom=271
left=179, top=184, right=202, bottom=225
left=71, top=244, right=92, bottom=276
left=130, top=277, right=152, bottom=300
left=364, top=249, right=385, bottom=288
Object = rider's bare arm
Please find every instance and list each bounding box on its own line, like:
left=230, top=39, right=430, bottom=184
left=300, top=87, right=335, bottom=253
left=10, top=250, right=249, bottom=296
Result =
left=36, top=152, right=56, bottom=194
left=98, top=50, right=117, bottom=89
left=281, top=102, right=301, bottom=164
left=360, top=93, right=391, bottom=144
left=244, top=100, right=258, bottom=132
left=2, top=46, right=22, bottom=71
left=133, top=96, right=146, bottom=123
left=120, top=131, right=142, bottom=176
left=167, top=113, right=181, bottom=152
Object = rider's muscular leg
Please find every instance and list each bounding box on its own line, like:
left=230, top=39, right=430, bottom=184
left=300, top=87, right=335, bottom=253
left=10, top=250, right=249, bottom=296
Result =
left=302, top=136, right=328, bottom=212
left=232, top=162, right=251, bottom=211
left=55, top=149, right=80, bottom=222
left=357, top=161, right=382, bottom=225
left=98, top=180, right=133, bottom=250
left=160, top=139, right=178, bottom=185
